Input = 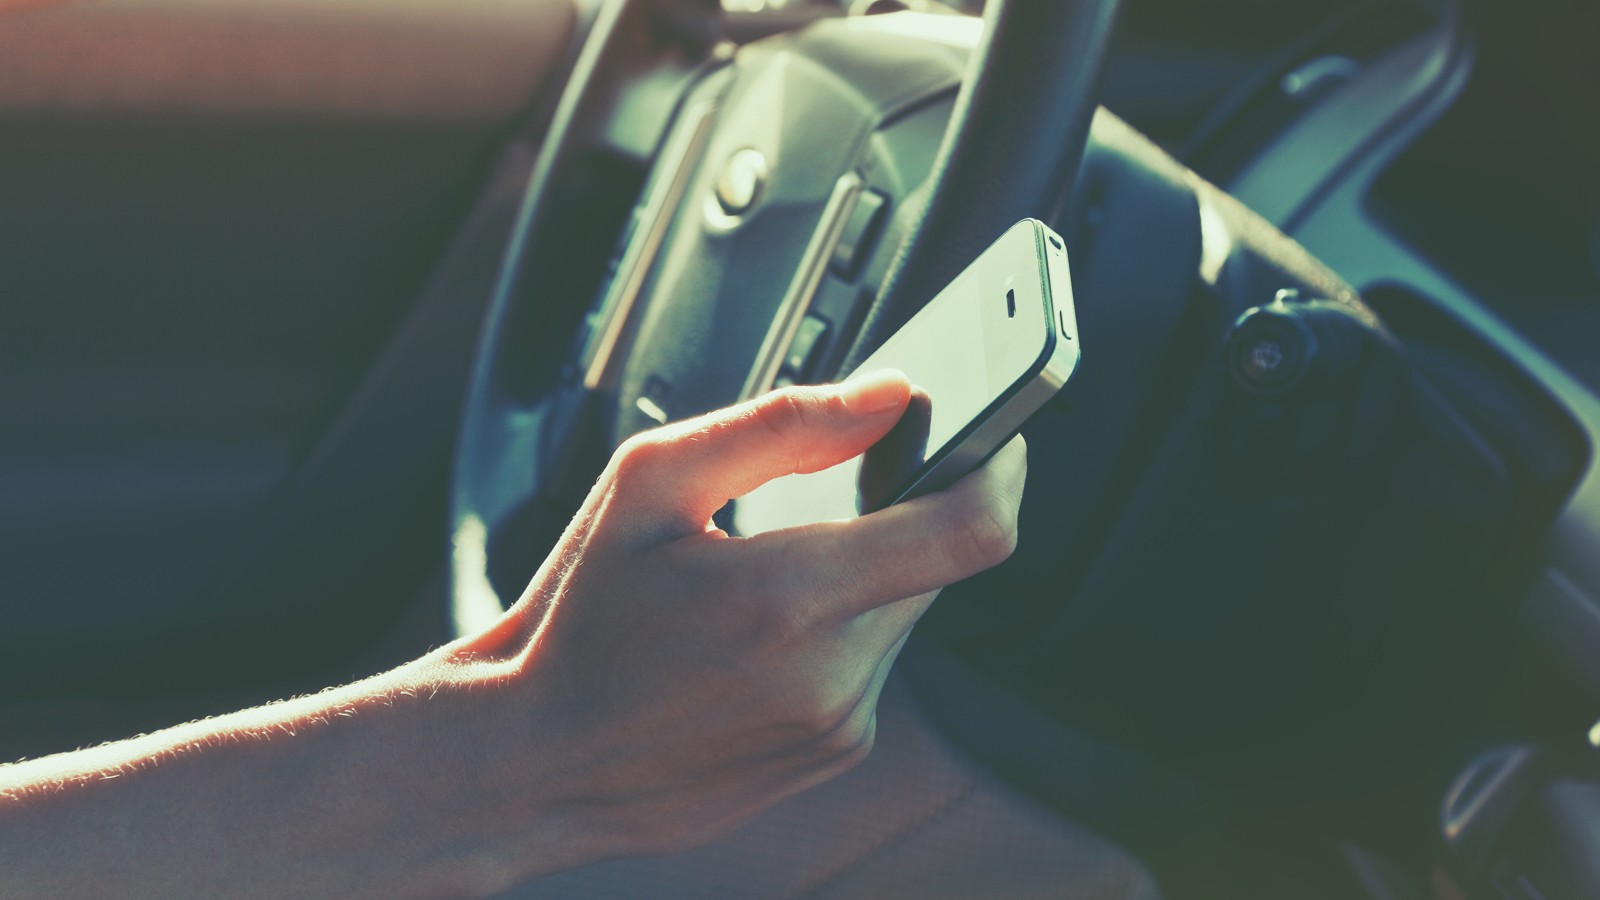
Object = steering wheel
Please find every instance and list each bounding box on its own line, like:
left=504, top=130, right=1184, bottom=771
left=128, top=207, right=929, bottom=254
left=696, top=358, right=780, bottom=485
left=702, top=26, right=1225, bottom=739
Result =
left=451, top=0, right=1120, bottom=620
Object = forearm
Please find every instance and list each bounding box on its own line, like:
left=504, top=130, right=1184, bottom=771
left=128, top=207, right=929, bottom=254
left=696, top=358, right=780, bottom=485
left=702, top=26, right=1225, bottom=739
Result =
left=0, top=654, right=572, bottom=899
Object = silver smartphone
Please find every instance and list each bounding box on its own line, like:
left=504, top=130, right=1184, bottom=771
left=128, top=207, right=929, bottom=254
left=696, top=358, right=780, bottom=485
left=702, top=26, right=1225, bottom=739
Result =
left=732, top=218, right=1079, bottom=534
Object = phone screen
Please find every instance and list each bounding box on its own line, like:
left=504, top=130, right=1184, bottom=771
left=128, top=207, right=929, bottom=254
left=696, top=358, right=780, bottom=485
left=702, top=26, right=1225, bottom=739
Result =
left=851, top=261, right=1009, bottom=512
left=732, top=222, right=1056, bottom=535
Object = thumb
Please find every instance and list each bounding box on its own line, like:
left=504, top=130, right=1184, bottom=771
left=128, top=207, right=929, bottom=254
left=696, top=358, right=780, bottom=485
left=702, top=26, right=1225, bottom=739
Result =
left=613, top=370, right=910, bottom=537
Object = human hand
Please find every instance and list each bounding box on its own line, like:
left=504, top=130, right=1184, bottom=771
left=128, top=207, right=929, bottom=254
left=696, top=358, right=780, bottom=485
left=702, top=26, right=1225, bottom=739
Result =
left=438, top=370, right=1028, bottom=886
left=0, top=371, right=1025, bottom=900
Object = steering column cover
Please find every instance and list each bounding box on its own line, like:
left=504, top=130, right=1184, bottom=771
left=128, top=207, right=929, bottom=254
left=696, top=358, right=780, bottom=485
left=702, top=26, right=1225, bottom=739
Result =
left=607, top=15, right=974, bottom=442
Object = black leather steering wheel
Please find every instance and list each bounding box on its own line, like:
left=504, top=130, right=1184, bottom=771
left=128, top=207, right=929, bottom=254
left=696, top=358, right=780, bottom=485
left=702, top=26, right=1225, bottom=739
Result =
left=450, top=0, right=1121, bottom=615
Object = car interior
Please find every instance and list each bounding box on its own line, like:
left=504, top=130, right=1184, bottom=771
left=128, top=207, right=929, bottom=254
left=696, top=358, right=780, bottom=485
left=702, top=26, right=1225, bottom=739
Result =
left=3, top=0, right=1599, bottom=896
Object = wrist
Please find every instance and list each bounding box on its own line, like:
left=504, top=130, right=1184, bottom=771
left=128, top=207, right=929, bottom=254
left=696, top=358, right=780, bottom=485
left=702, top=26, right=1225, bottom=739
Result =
left=368, top=650, right=602, bottom=896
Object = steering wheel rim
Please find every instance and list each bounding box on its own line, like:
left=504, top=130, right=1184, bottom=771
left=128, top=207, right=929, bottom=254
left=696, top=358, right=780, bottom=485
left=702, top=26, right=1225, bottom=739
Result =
left=451, top=0, right=1121, bottom=621
left=840, top=0, right=1119, bottom=374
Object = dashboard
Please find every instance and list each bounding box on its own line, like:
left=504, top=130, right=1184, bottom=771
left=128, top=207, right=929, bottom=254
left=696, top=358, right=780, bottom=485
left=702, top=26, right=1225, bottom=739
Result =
left=1111, top=0, right=1600, bottom=893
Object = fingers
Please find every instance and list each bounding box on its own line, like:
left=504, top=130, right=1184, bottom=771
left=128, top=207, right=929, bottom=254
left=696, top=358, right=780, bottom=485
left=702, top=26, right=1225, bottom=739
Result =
left=607, top=371, right=911, bottom=538
left=731, top=435, right=1028, bottom=623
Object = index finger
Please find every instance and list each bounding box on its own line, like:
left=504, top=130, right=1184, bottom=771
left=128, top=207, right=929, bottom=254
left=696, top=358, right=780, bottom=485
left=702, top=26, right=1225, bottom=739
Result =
left=607, top=372, right=912, bottom=541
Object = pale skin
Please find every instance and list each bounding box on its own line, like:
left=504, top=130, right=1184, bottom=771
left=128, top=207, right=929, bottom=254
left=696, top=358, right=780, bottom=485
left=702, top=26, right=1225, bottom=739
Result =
left=0, top=369, right=1027, bottom=899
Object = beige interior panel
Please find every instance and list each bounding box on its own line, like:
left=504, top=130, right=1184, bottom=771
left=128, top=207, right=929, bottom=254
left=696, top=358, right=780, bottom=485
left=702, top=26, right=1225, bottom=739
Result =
left=0, top=0, right=577, bottom=120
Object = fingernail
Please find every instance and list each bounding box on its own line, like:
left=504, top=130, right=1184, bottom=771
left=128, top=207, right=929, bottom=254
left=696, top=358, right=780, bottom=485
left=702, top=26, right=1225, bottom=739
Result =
left=838, top=369, right=908, bottom=414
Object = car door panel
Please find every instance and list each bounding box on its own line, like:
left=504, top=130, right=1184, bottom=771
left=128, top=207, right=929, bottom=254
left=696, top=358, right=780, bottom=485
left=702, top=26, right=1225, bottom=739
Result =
left=0, top=0, right=576, bottom=687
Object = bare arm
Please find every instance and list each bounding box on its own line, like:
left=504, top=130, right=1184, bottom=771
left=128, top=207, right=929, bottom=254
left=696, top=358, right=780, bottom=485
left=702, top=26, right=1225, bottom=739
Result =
left=0, top=370, right=1027, bottom=899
